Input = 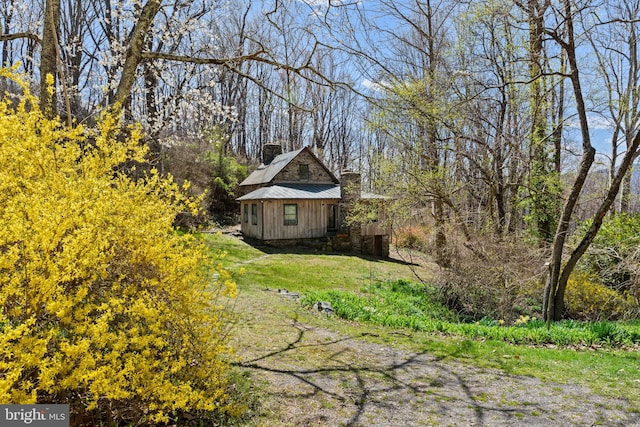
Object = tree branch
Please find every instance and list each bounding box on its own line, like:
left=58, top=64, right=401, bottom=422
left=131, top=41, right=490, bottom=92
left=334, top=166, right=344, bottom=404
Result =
left=0, top=32, right=41, bottom=43
left=140, top=48, right=333, bottom=87
left=140, top=50, right=268, bottom=66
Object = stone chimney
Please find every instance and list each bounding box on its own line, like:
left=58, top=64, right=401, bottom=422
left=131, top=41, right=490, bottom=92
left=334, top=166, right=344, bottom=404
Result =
left=262, top=143, right=282, bottom=165
left=340, top=171, right=361, bottom=202
left=340, top=171, right=362, bottom=253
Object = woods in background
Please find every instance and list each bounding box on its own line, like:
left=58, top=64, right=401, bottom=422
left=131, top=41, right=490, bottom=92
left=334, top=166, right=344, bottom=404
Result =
left=2, top=0, right=640, bottom=321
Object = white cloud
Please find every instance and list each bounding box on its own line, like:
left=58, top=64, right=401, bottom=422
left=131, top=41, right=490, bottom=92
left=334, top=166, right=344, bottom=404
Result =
left=361, top=78, right=381, bottom=91
left=361, top=78, right=391, bottom=92
left=300, top=0, right=358, bottom=5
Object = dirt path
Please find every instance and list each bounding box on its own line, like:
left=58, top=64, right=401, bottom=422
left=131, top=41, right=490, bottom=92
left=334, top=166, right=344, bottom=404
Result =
left=231, top=289, right=639, bottom=427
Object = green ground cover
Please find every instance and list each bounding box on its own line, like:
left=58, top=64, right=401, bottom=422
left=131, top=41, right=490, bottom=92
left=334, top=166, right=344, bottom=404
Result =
left=208, top=233, right=640, bottom=414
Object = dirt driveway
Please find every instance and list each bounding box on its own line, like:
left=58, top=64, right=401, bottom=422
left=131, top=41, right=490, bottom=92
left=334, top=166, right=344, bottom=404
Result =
left=229, top=288, right=639, bottom=427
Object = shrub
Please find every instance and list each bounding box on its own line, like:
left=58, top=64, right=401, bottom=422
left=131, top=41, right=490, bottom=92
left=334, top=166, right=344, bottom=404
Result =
left=564, top=273, right=639, bottom=321
left=0, top=72, right=238, bottom=424
left=437, top=237, right=545, bottom=322
left=161, top=126, right=247, bottom=227
left=394, top=226, right=429, bottom=250
left=576, top=213, right=640, bottom=296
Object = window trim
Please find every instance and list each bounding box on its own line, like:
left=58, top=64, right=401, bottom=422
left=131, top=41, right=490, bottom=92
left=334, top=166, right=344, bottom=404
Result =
left=298, top=163, right=310, bottom=180
left=283, top=203, right=298, bottom=226
left=251, top=203, right=258, bottom=225
left=243, top=204, right=249, bottom=223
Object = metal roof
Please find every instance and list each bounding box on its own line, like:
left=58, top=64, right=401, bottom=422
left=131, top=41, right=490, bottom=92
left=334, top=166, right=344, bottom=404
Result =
left=239, top=146, right=339, bottom=186
left=236, top=184, right=389, bottom=201
left=239, top=148, right=305, bottom=186
left=237, top=184, right=340, bottom=201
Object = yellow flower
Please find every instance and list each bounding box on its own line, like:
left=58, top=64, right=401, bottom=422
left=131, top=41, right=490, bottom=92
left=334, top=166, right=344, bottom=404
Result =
left=46, top=73, right=55, bottom=95
left=0, top=70, right=236, bottom=421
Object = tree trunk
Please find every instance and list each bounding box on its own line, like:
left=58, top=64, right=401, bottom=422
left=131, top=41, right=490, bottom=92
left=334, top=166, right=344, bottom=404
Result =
left=551, top=53, right=566, bottom=174
left=619, top=148, right=639, bottom=213
left=40, top=0, right=60, bottom=116
left=543, top=0, right=593, bottom=322
left=542, top=147, right=594, bottom=321
left=527, top=0, right=557, bottom=242
left=422, top=0, right=448, bottom=267
left=113, top=0, right=161, bottom=109
left=609, top=126, right=621, bottom=214
left=620, top=167, right=633, bottom=213
left=0, top=1, right=13, bottom=94
left=542, top=0, right=640, bottom=321
left=143, top=42, right=159, bottom=132
left=550, top=131, right=640, bottom=319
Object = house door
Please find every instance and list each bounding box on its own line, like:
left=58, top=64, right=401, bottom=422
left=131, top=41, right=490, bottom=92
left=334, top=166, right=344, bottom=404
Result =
left=374, top=235, right=383, bottom=257
left=327, top=204, right=338, bottom=231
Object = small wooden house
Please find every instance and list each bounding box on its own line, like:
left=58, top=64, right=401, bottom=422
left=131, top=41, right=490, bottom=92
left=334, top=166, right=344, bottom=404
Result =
left=237, top=144, right=390, bottom=257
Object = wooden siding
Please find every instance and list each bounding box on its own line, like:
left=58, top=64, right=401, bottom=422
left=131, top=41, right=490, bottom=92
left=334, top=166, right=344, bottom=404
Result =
left=240, top=200, right=331, bottom=240
left=361, top=223, right=391, bottom=236
left=241, top=200, right=389, bottom=240
left=240, top=201, right=264, bottom=239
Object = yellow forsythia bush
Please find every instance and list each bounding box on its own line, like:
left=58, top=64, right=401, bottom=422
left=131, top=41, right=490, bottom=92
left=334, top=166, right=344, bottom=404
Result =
left=0, top=71, right=238, bottom=424
left=565, top=273, right=639, bottom=321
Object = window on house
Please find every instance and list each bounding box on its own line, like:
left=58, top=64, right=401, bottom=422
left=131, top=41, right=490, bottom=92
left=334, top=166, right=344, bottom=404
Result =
left=298, top=163, right=310, bottom=180
left=283, top=204, right=298, bottom=225
left=251, top=203, right=258, bottom=225
left=243, top=204, right=249, bottom=223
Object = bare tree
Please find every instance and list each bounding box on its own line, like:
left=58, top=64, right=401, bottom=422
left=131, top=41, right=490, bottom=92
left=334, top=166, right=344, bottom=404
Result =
left=587, top=0, right=640, bottom=214
left=345, top=0, right=458, bottom=266
left=1, top=0, right=337, bottom=133
left=542, top=0, right=640, bottom=321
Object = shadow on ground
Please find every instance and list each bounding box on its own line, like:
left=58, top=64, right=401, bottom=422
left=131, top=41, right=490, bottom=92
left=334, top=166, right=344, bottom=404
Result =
left=239, top=235, right=423, bottom=267
left=232, top=300, right=637, bottom=427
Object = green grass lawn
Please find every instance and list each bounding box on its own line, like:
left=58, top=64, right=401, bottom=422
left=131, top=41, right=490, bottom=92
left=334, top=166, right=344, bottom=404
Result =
left=206, top=232, right=434, bottom=293
left=207, top=233, right=640, bottom=412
